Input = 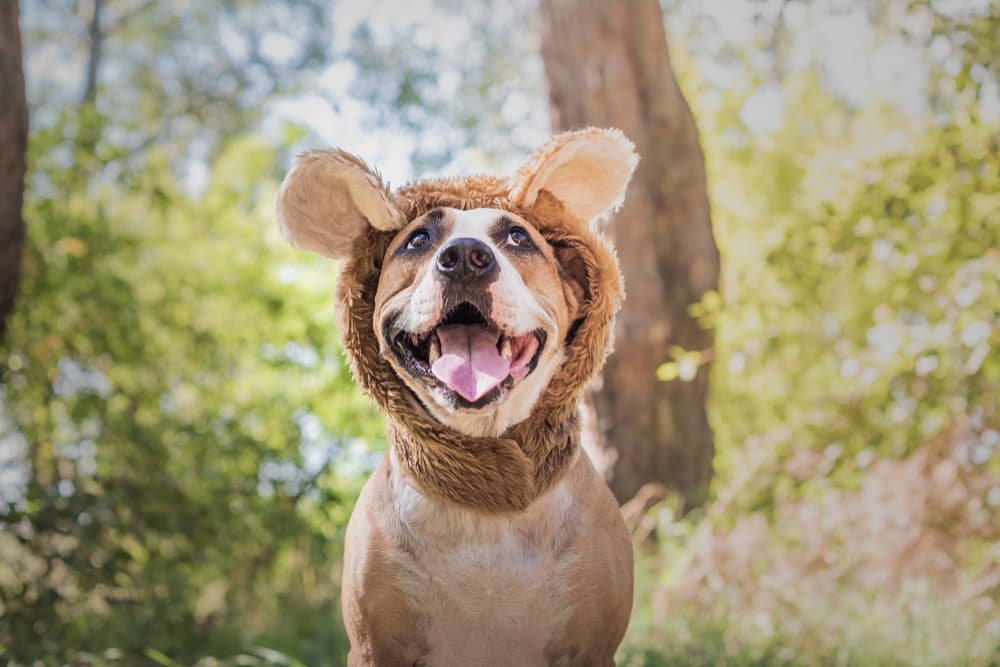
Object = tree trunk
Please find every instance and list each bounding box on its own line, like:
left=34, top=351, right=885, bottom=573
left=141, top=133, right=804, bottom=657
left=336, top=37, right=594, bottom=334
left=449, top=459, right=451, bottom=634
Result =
left=0, top=0, right=27, bottom=340
left=538, top=0, right=720, bottom=507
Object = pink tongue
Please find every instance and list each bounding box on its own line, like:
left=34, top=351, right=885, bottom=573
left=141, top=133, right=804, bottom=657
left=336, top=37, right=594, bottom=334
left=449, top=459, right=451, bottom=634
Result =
left=431, top=324, right=511, bottom=402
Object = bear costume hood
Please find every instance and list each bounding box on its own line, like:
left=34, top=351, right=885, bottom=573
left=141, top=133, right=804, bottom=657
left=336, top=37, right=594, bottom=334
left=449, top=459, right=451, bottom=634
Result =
left=278, top=128, right=637, bottom=513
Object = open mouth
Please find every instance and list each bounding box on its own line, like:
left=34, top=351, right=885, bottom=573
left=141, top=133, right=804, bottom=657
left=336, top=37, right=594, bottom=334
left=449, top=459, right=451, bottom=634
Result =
left=389, top=303, right=546, bottom=407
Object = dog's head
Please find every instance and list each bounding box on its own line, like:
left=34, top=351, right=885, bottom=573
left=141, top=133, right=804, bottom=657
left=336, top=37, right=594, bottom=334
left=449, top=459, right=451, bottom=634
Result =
left=276, top=129, right=637, bottom=438
left=373, top=205, right=586, bottom=435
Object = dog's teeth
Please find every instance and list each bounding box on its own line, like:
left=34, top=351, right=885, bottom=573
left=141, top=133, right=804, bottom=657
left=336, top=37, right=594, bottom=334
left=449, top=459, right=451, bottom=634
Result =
left=428, top=335, right=441, bottom=364
left=410, top=333, right=420, bottom=346
left=500, top=338, right=512, bottom=360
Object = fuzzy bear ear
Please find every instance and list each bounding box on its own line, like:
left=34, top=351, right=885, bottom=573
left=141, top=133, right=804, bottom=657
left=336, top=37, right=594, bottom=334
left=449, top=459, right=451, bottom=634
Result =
left=509, top=128, right=639, bottom=223
left=276, top=149, right=405, bottom=259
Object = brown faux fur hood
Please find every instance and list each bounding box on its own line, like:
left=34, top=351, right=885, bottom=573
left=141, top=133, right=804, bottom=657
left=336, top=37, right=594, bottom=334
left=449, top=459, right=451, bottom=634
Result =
left=278, top=129, right=637, bottom=513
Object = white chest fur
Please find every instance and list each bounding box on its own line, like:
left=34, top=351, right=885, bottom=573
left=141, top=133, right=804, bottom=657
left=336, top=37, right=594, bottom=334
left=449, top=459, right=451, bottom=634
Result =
left=388, top=452, right=578, bottom=666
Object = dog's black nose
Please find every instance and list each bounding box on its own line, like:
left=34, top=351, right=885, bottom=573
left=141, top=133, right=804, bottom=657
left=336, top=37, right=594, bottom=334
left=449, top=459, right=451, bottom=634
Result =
left=436, top=238, right=497, bottom=281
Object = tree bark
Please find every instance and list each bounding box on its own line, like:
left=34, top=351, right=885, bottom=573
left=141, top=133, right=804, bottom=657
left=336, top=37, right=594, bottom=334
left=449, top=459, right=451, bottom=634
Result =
left=538, top=0, right=720, bottom=507
left=0, top=0, right=27, bottom=340
left=81, top=0, right=104, bottom=105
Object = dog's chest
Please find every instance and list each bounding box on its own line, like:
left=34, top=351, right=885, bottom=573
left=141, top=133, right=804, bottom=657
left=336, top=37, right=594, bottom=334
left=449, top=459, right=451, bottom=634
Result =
left=391, top=471, right=577, bottom=665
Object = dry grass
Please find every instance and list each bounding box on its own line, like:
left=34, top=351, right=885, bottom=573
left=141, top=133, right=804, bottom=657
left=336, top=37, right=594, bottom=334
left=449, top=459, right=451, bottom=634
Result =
left=621, top=426, right=1000, bottom=666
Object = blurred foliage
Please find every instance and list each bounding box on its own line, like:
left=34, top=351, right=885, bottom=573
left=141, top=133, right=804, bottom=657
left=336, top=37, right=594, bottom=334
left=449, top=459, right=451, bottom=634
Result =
left=624, top=2, right=1000, bottom=663
left=25, top=0, right=332, bottom=162
left=339, top=0, right=548, bottom=175
left=5, top=2, right=388, bottom=662
left=2, top=0, right=1000, bottom=665
left=0, top=108, right=381, bottom=662
left=702, top=71, right=999, bottom=511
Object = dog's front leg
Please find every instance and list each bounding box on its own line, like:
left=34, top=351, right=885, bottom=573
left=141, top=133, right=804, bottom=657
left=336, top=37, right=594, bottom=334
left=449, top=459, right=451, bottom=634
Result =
left=342, top=467, right=428, bottom=667
left=342, top=550, right=428, bottom=667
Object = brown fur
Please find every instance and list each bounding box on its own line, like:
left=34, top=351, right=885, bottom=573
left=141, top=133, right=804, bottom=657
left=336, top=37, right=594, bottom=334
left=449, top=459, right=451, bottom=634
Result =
left=335, top=181, right=623, bottom=512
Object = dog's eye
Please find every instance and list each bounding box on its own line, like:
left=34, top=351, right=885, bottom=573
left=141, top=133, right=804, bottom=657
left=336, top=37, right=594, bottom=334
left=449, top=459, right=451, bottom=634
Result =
left=508, top=227, right=532, bottom=248
left=405, top=229, right=431, bottom=250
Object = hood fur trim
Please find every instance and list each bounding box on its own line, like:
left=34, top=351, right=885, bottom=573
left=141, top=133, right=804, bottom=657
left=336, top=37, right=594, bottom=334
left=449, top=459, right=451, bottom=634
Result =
left=335, top=176, right=623, bottom=513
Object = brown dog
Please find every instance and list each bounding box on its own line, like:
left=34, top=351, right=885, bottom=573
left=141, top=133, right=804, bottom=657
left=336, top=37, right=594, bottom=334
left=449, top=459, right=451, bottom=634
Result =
left=277, top=128, right=638, bottom=666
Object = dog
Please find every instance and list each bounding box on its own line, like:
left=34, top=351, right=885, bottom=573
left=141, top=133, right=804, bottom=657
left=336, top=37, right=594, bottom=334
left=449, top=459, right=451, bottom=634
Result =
left=276, top=128, right=639, bottom=666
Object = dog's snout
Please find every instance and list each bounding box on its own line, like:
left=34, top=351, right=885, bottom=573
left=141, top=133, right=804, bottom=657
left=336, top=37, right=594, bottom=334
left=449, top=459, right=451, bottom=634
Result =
left=436, top=238, right=497, bottom=281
